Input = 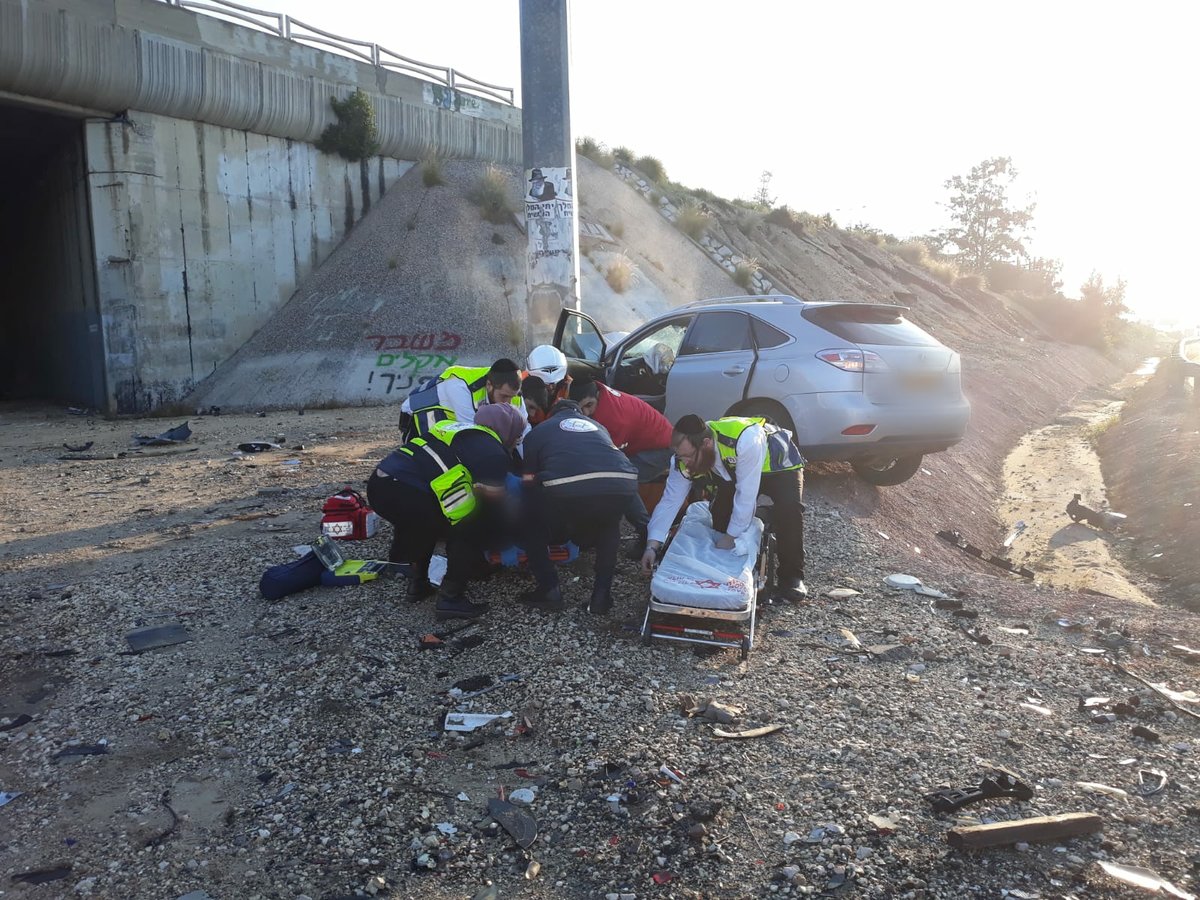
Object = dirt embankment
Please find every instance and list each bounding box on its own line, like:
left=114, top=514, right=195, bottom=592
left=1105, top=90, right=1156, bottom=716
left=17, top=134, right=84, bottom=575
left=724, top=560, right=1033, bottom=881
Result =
left=1097, top=368, right=1200, bottom=609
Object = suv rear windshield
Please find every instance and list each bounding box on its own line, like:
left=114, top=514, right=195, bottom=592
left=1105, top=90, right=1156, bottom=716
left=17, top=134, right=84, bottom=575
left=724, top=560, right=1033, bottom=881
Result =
left=803, top=305, right=937, bottom=347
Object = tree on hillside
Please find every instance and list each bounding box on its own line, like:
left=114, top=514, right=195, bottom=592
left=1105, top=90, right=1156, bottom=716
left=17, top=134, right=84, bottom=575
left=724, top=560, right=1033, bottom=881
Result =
left=1079, top=271, right=1129, bottom=349
left=939, top=157, right=1035, bottom=273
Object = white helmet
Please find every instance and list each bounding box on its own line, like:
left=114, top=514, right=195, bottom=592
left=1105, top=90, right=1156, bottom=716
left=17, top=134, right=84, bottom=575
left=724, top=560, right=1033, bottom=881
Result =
left=527, top=345, right=568, bottom=385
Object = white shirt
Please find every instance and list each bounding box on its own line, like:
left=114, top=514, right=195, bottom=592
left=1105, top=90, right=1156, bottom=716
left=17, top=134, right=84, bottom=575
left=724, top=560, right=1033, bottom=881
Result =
left=647, top=424, right=767, bottom=543
left=401, top=378, right=531, bottom=438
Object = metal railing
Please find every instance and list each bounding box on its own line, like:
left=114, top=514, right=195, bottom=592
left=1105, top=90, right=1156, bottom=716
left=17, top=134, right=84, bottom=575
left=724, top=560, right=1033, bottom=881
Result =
left=159, top=0, right=515, bottom=105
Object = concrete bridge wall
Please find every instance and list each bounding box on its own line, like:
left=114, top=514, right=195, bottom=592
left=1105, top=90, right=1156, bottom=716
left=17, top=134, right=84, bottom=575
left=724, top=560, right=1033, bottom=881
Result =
left=89, top=110, right=413, bottom=412
left=0, top=0, right=521, bottom=412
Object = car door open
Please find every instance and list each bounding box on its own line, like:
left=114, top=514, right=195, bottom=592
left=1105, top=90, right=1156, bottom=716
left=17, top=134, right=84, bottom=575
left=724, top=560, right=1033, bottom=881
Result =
left=663, top=311, right=755, bottom=423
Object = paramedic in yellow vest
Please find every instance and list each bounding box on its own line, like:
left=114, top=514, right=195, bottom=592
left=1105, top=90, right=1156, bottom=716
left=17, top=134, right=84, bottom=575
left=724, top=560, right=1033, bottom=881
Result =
left=641, top=414, right=808, bottom=600
left=399, top=358, right=529, bottom=441
left=368, top=404, right=525, bottom=621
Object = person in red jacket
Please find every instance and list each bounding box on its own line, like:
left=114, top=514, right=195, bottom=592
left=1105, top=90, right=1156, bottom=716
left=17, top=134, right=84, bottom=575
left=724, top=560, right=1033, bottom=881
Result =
left=569, top=379, right=674, bottom=556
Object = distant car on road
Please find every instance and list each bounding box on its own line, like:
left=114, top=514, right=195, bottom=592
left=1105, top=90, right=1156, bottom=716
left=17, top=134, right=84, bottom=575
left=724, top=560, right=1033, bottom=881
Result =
left=553, top=295, right=970, bottom=486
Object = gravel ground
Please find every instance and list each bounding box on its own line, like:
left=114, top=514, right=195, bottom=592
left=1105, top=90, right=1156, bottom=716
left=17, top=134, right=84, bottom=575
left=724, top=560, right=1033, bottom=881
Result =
left=2, top=405, right=1199, bottom=900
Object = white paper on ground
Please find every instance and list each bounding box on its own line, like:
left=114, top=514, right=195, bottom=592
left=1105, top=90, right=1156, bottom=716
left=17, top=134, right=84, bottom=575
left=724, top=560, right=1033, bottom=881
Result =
left=428, top=554, right=448, bottom=586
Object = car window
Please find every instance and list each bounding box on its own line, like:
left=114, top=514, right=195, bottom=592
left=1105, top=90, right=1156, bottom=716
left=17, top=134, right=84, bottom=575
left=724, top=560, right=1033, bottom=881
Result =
left=750, top=316, right=791, bottom=349
left=611, top=318, right=690, bottom=396
left=681, top=312, right=752, bottom=355
left=803, top=305, right=938, bottom=346
left=558, top=311, right=606, bottom=363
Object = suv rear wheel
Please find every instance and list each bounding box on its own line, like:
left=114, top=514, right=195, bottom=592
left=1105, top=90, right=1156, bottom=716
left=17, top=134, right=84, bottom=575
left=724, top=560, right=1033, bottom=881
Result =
left=851, top=454, right=923, bottom=486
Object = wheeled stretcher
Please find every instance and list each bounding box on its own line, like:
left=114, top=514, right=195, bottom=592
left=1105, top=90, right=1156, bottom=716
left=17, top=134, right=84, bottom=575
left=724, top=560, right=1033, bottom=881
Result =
left=641, top=501, right=775, bottom=660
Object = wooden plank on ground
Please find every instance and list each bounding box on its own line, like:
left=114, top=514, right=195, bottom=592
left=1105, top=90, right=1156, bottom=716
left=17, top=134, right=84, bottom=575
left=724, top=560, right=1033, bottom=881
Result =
left=947, top=812, right=1103, bottom=850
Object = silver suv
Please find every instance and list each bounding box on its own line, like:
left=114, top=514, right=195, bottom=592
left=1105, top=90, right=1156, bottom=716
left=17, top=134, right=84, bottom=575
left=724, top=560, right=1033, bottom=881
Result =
left=553, top=295, right=970, bottom=486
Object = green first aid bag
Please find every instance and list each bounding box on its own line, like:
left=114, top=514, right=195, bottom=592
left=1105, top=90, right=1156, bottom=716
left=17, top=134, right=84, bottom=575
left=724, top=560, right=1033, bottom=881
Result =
left=422, top=447, right=476, bottom=524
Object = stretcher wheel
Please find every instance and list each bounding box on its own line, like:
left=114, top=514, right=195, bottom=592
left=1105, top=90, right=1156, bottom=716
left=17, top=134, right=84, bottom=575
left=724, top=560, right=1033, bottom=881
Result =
left=740, top=635, right=750, bottom=661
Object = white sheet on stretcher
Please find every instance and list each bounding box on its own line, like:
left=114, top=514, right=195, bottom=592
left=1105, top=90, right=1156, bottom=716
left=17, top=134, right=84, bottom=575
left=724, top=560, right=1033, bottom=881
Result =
left=651, top=502, right=763, bottom=611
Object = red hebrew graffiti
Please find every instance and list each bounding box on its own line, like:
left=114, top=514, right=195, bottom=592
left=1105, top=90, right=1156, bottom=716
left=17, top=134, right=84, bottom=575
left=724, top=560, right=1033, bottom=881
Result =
left=365, top=332, right=462, bottom=352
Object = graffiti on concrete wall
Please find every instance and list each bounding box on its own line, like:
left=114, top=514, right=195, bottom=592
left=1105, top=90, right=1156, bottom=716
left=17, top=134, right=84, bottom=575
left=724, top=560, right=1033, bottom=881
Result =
left=364, top=332, right=462, bottom=394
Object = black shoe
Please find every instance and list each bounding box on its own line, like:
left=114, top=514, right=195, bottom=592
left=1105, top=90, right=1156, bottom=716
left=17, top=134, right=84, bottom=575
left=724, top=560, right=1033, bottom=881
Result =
left=435, top=592, right=490, bottom=621
left=587, top=585, right=613, bottom=616
left=518, top=585, right=566, bottom=612
left=406, top=577, right=437, bottom=603
left=625, top=526, right=648, bottom=561
left=778, top=576, right=808, bottom=601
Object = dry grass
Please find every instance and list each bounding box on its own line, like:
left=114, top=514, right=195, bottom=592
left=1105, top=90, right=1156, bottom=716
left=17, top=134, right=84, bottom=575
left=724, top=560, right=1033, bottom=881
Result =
left=886, top=239, right=959, bottom=284
left=605, top=253, right=639, bottom=293
left=421, top=155, right=445, bottom=187
left=954, top=273, right=986, bottom=291
left=676, top=203, right=713, bottom=241
left=733, top=258, right=761, bottom=290
left=469, top=165, right=513, bottom=225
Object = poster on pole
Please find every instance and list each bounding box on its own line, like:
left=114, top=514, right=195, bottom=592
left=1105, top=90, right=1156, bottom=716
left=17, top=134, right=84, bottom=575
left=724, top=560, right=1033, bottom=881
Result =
left=525, top=167, right=577, bottom=285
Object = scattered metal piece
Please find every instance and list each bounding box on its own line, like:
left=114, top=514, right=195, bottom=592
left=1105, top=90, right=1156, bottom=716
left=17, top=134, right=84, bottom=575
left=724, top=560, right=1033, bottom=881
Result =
left=926, top=773, right=1034, bottom=814
left=125, top=623, right=192, bottom=653
left=1137, top=768, right=1168, bottom=797
left=936, top=530, right=1035, bottom=578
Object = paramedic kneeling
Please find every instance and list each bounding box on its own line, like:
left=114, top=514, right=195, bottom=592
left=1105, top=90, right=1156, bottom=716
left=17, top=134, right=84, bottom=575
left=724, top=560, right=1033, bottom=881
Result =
left=519, top=399, right=640, bottom=616
left=367, top=404, right=525, bottom=621
left=640, top=414, right=808, bottom=600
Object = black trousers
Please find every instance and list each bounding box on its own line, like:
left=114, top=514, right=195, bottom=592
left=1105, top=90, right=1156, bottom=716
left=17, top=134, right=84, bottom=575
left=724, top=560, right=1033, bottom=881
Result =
left=367, top=472, right=493, bottom=591
left=709, top=468, right=805, bottom=580
left=523, top=489, right=635, bottom=592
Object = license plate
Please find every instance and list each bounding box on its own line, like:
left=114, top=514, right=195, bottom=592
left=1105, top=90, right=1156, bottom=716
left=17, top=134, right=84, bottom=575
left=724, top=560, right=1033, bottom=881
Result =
left=903, top=373, right=941, bottom=390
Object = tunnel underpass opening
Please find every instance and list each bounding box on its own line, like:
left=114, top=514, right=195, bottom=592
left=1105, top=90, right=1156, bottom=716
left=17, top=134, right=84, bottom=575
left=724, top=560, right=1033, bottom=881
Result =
left=0, top=100, right=106, bottom=409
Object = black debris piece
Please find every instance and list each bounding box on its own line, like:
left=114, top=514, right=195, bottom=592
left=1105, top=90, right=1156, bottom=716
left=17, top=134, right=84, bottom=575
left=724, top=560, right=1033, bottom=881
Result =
left=12, top=866, right=72, bottom=885
left=133, top=422, right=192, bottom=446
left=125, top=624, right=192, bottom=653
left=52, top=744, right=109, bottom=760
left=487, top=798, right=537, bottom=849
left=926, top=773, right=1034, bottom=814
left=1, top=714, right=32, bottom=732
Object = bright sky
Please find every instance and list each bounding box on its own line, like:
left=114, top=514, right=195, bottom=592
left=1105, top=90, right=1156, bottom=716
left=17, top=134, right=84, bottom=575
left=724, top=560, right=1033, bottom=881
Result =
left=271, top=0, right=1198, bottom=327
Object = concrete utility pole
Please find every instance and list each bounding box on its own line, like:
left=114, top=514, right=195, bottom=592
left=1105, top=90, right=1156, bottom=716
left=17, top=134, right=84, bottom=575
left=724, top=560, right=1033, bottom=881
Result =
left=519, top=0, right=580, bottom=348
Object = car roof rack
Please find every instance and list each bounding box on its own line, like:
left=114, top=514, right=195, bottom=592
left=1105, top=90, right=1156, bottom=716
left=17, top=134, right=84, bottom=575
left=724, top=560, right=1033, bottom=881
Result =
left=681, top=294, right=804, bottom=309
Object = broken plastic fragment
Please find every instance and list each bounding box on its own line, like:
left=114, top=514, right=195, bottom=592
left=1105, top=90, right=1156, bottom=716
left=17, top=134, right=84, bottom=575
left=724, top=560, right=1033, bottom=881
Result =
left=1076, top=781, right=1129, bottom=799
left=0, top=791, right=22, bottom=807
left=443, top=712, right=512, bottom=732
left=435, top=822, right=457, bottom=835
left=884, top=573, right=921, bottom=590
left=1096, top=860, right=1196, bottom=899
left=658, top=764, right=685, bottom=784
left=652, top=872, right=673, bottom=884
left=486, top=798, right=537, bottom=849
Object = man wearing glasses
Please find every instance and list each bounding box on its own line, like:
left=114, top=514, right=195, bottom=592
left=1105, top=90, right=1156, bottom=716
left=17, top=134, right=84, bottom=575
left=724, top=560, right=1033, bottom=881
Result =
left=640, top=414, right=808, bottom=600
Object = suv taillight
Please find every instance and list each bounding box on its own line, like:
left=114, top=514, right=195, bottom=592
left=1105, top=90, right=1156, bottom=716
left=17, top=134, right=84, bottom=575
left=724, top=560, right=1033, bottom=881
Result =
left=816, top=349, right=888, bottom=373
